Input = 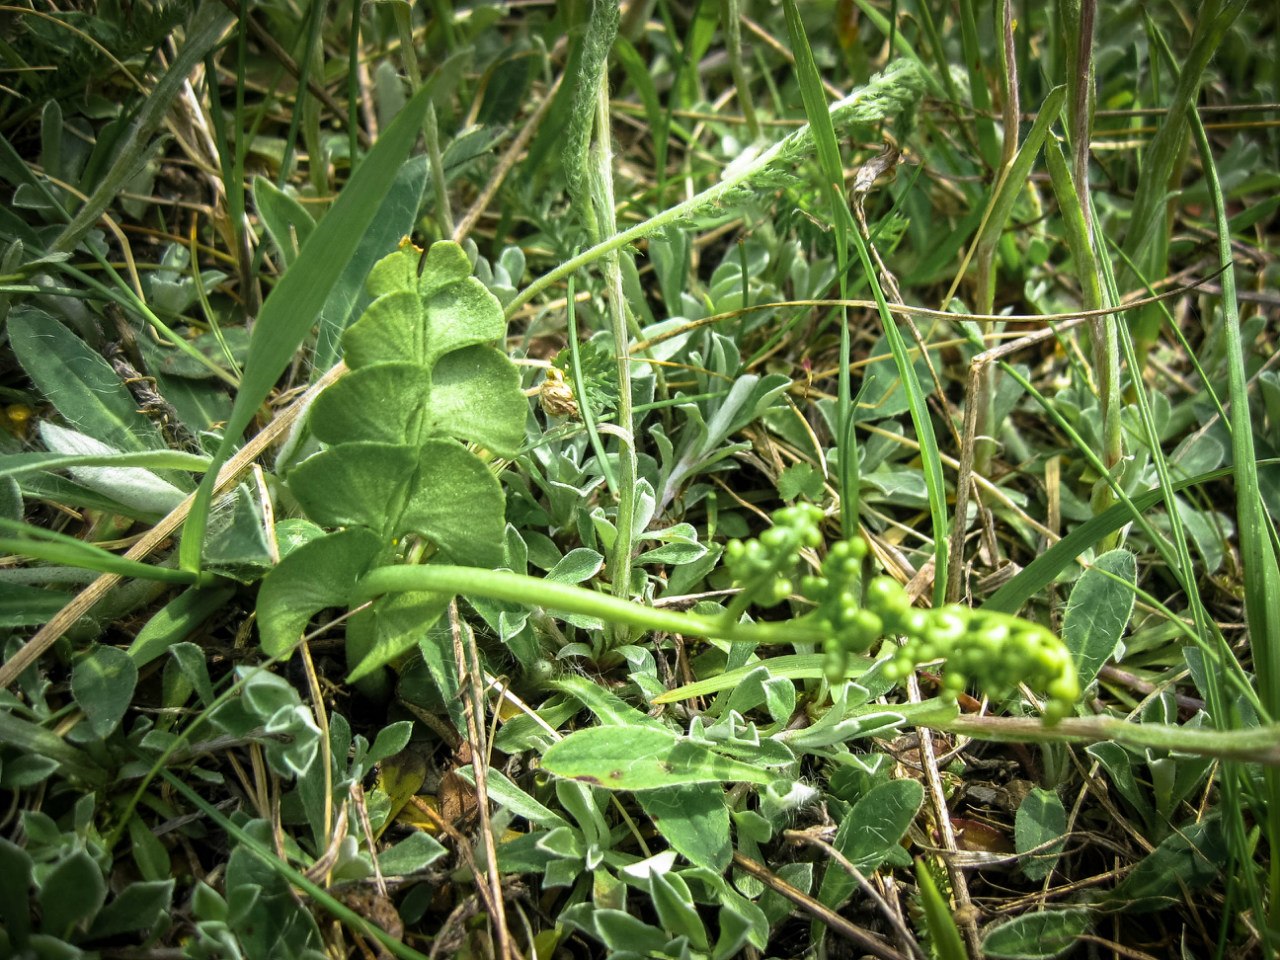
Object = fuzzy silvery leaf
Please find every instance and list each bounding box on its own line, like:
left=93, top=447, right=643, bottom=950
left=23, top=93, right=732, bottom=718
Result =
left=39, top=422, right=186, bottom=514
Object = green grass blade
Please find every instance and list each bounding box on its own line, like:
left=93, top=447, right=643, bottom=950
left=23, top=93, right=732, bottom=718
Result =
left=915, top=859, right=968, bottom=960
left=1121, top=1, right=1245, bottom=352
left=781, top=0, right=859, bottom=539
left=0, top=451, right=210, bottom=481
left=0, top=519, right=204, bottom=586
left=983, top=467, right=1237, bottom=615
left=180, top=81, right=439, bottom=573
left=52, top=3, right=235, bottom=255
left=1190, top=102, right=1280, bottom=945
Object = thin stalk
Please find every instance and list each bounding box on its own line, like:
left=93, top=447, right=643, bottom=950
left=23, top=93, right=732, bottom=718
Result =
left=971, top=0, right=1019, bottom=480
left=161, top=771, right=433, bottom=960
left=1190, top=105, right=1280, bottom=944
left=720, top=0, right=760, bottom=142
left=392, top=0, right=421, bottom=91
left=355, top=564, right=825, bottom=647
left=592, top=70, right=638, bottom=631
left=425, top=103, right=454, bottom=238
left=1044, top=138, right=1121, bottom=543
left=276, top=0, right=324, bottom=188
left=566, top=264, right=617, bottom=495
left=347, top=0, right=360, bottom=167
left=935, top=714, right=1280, bottom=766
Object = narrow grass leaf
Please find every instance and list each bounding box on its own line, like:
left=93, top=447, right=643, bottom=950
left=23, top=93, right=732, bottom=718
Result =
left=160, top=770, right=432, bottom=960
left=983, top=468, right=1236, bottom=615
left=1190, top=100, right=1280, bottom=935
left=914, top=859, right=967, bottom=960
left=52, top=3, right=235, bottom=254
left=0, top=519, right=204, bottom=585
left=0, top=449, right=210, bottom=481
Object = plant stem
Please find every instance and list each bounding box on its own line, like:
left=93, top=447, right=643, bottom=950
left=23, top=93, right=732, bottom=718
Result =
left=353, top=565, right=826, bottom=649
left=936, top=714, right=1280, bottom=767
left=588, top=61, right=638, bottom=638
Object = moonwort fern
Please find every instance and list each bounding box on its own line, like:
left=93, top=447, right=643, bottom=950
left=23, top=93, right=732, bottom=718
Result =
left=257, top=240, right=527, bottom=684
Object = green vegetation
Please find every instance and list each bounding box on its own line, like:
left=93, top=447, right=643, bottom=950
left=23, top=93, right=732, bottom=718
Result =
left=1, top=1, right=1277, bottom=958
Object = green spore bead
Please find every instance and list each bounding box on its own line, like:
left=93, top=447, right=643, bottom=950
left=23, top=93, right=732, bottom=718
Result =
left=823, top=641, right=849, bottom=683
left=926, top=609, right=966, bottom=645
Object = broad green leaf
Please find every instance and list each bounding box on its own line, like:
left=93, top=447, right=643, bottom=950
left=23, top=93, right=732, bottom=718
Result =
left=313, top=155, right=430, bottom=373
left=1086, top=741, right=1153, bottom=827
left=456, top=766, right=569, bottom=830
left=343, top=242, right=505, bottom=371
left=550, top=674, right=660, bottom=728
left=0, top=583, right=73, bottom=627
left=168, top=641, right=216, bottom=708
left=9, top=308, right=165, bottom=453
left=636, top=784, right=732, bottom=871
left=1103, top=816, right=1226, bottom=910
left=1062, top=549, right=1136, bottom=688
left=378, top=831, right=447, bottom=875
left=562, top=905, right=670, bottom=956
left=256, top=528, right=383, bottom=657
left=289, top=440, right=504, bottom=567
left=397, top=440, right=506, bottom=567
left=1015, top=788, right=1068, bottom=882
left=86, top=880, right=174, bottom=941
left=253, top=175, right=315, bottom=268
left=368, top=721, right=413, bottom=766
left=0, top=837, right=34, bottom=947
left=425, top=347, right=526, bottom=457
left=71, top=644, right=138, bottom=738
left=541, top=725, right=775, bottom=790
left=817, top=779, right=923, bottom=909
left=0, top=476, right=19, bottom=520
left=777, top=461, right=824, bottom=501
left=38, top=849, right=106, bottom=939
left=346, top=590, right=449, bottom=683
left=127, top=813, right=171, bottom=882
left=0, top=711, right=106, bottom=786
left=128, top=586, right=235, bottom=667
left=138, top=327, right=248, bottom=380
left=0, top=754, right=60, bottom=789
left=649, top=870, right=708, bottom=949
left=202, top=483, right=275, bottom=583
left=310, top=349, right=525, bottom=457
left=981, top=908, right=1092, bottom=959
left=546, top=548, right=605, bottom=584
left=182, top=81, right=440, bottom=573
left=289, top=441, right=416, bottom=533
left=224, top=819, right=323, bottom=957
left=309, top=364, right=433, bottom=446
